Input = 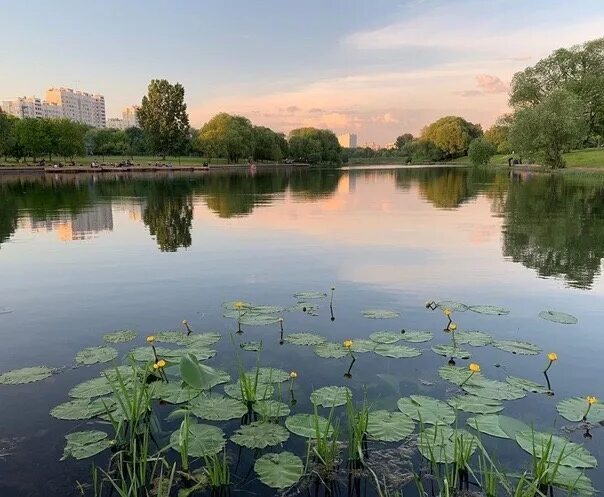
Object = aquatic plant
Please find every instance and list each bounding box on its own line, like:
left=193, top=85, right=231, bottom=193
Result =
left=544, top=351, right=558, bottom=372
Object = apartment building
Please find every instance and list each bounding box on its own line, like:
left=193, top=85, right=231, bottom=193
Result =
left=1, top=96, right=63, bottom=120
left=45, top=87, right=106, bottom=128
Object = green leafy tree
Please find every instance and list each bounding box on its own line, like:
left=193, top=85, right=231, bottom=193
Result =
left=138, top=79, right=190, bottom=158
left=13, top=118, right=51, bottom=162
left=421, top=116, right=482, bottom=157
left=509, top=89, right=587, bottom=168
left=125, top=127, right=149, bottom=157
left=288, top=128, right=341, bottom=164
left=50, top=119, right=87, bottom=159
left=484, top=115, right=512, bottom=154
left=252, top=126, right=285, bottom=161
left=196, top=113, right=254, bottom=163
left=468, top=137, right=497, bottom=166
left=395, top=133, right=414, bottom=150
left=0, top=111, right=17, bottom=161
left=400, top=139, right=446, bottom=163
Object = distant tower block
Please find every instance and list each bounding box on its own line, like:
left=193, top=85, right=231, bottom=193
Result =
left=337, top=133, right=357, bottom=148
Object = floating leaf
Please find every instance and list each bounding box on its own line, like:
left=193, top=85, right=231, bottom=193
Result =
left=240, top=341, right=262, bottom=352
left=539, top=310, right=578, bottom=325
left=285, top=414, right=332, bottom=438
left=103, top=330, right=136, bottom=343
left=436, top=301, right=468, bottom=312
left=552, top=466, right=595, bottom=496
left=51, top=398, right=113, bottom=420
left=69, top=377, right=113, bottom=399
left=431, top=344, right=472, bottom=359
left=231, top=421, right=289, bottom=449
left=397, top=395, right=455, bottom=425
left=399, top=330, right=433, bottom=343
left=284, top=332, right=326, bottom=346
left=439, top=365, right=483, bottom=386
left=189, top=393, right=247, bottom=421
left=223, top=300, right=253, bottom=311
left=468, top=305, right=510, bottom=316
left=0, top=307, right=14, bottom=315
left=369, top=331, right=401, bottom=344
left=255, top=452, right=303, bottom=489
left=447, top=395, right=503, bottom=415
left=515, top=431, right=596, bottom=468
left=418, top=425, right=478, bottom=463
left=492, top=340, right=541, bottom=355
left=293, top=291, right=326, bottom=300
left=310, top=386, right=352, bottom=408
left=463, top=377, right=526, bottom=401
left=151, top=382, right=201, bottom=404
left=557, top=397, right=604, bottom=423
left=506, top=376, right=551, bottom=394
left=75, top=346, right=118, bottom=365
left=350, top=339, right=377, bottom=353
left=314, top=342, right=348, bottom=359
left=254, top=400, right=291, bottom=418
left=0, top=366, right=55, bottom=385
left=454, top=330, right=493, bottom=347
left=184, top=333, right=222, bottom=347
left=467, top=414, right=529, bottom=439
left=170, top=423, right=225, bottom=457
left=362, top=309, right=400, bottom=319
left=129, top=346, right=174, bottom=362
left=374, top=343, right=422, bottom=358
left=61, top=430, right=111, bottom=461
left=251, top=367, right=291, bottom=384
left=239, top=314, right=281, bottom=326
left=180, top=345, right=216, bottom=361
left=223, top=382, right=274, bottom=401
left=367, top=410, right=415, bottom=441
left=288, top=302, right=319, bottom=315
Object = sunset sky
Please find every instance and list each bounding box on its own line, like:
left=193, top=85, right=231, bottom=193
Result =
left=1, top=0, right=603, bottom=144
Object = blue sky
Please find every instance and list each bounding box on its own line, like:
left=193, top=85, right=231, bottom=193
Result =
left=1, top=0, right=603, bottom=143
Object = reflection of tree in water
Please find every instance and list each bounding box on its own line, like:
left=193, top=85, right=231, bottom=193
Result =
left=142, top=187, right=193, bottom=252
left=288, top=168, right=341, bottom=200
left=0, top=195, right=18, bottom=247
left=500, top=174, right=604, bottom=289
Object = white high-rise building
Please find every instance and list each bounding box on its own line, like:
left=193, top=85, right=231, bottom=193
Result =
left=1, top=96, right=63, bottom=119
left=122, top=105, right=139, bottom=128
left=337, top=133, right=357, bottom=148
left=45, top=87, right=106, bottom=128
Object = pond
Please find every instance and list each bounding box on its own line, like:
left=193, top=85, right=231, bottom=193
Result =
left=0, top=166, right=603, bottom=497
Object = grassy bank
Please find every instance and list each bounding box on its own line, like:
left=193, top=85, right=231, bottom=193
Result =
left=0, top=155, right=279, bottom=167
left=449, top=148, right=604, bottom=169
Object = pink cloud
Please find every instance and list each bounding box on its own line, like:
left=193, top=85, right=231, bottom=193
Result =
left=475, top=74, right=508, bottom=94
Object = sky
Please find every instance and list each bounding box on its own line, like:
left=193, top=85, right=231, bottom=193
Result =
left=1, top=0, right=603, bottom=145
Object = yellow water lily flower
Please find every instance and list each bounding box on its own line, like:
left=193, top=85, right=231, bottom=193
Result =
left=146, top=335, right=155, bottom=343
left=587, top=396, right=597, bottom=405
left=444, top=308, right=452, bottom=316
left=469, top=363, right=480, bottom=373
left=153, top=359, right=166, bottom=369
left=343, top=339, right=353, bottom=349
left=234, top=301, right=245, bottom=310
left=289, top=371, right=298, bottom=379
left=449, top=323, right=457, bottom=331
left=547, top=352, right=558, bottom=361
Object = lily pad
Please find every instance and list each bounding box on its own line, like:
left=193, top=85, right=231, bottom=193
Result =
left=448, top=395, right=503, bottom=415
left=552, top=466, right=595, bottom=496
left=468, top=305, right=510, bottom=316
left=231, top=421, right=289, bottom=449
left=310, top=386, right=352, bottom=408
left=431, top=344, right=472, bottom=359
left=223, top=382, right=274, bottom=401
left=239, top=313, right=281, bottom=326
left=180, top=346, right=217, bottom=361
left=399, top=330, right=433, bottom=343
left=436, top=301, right=469, bottom=312
left=293, top=291, right=327, bottom=300
left=438, top=365, right=482, bottom=386
left=492, top=340, right=541, bottom=355
left=454, top=330, right=493, bottom=347
left=374, top=343, right=422, bottom=358
left=255, top=452, right=303, bottom=489
left=75, top=346, right=118, bottom=365
left=367, top=410, right=415, bottom=441
left=467, top=414, right=529, bottom=439
left=50, top=398, right=113, bottom=420
left=254, top=400, right=291, bottom=418
left=69, top=377, right=113, bottom=399
left=251, top=367, right=291, bottom=384
left=397, top=395, right=455, bottom=425
left=223, top=300, right=253, bottom=311
left=463, top=377, right=526, bottom=401
left=61, top=430, right=111, bottom=461
left=0, top=366, right=55, bottom=385
left=506, top=376, right=551, bottom=394
left=285, top=413, right=333, bottom=438
left=362, top=309, right=400, bottom=319
left=190, top=393, right=247, bottom=421
left=170, top=423, right=225, bottom=457
left=288, top=302, right=319, bottom=315
left=103, top=330, right=137, bottom=343
left=539, top=310, right=578, bottom=325
left=515, top=431, right=596, bottom=468
left=369, top=331, right=401, bottom=344
left=151, top=382, right=201, bottom=404
left=240, top=341, right=262, bottom=352
left=129, top=346, right=175, bottom=362
left=350, top=339, right=377, bottom=353
left=418, top=425, right=478, bottom=463
left=284, top=332, right=326, bottom=346
left=184, top=333, right=222, bottom=347
left=314, top=342, right=348, bottom=359
left=557, top=397, right=604, bottom=423
left=152, top=331, right=189, bottom=344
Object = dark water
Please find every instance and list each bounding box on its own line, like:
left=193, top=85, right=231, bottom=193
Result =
left=0, top=166, right=603, bottom=496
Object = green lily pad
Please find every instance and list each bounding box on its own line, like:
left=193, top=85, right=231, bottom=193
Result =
left=223, top=382, right=274, bottom=401
left=515, top=431, right=596, bottom=468
left=436, top=301, right=468, bottom=312
left=467, top=414, right=529, bottom=439
left=231, top=421, right=289, bottom=449
left=285, top=413, right=333, bottom=438
left=552, top=466, right=595, bottom=496
left=399, top=330, right=433, bottom=343
left=506, top=376, right=551, bottom=394
left=251, top=367, right=291, bottom=384
left=254, top=400, right=291, bottom=418
left=557, top=397, right=604, bottom=423
left=468, top=305, right=510, bottom=316
left=129, top=346, right=174, bottom=362
left=103, top=330, right=137, bottom=343
left=438, top=365, right=483, bottom=386
left=170, top=423, right=225, bottom=457
left=310, top=386, right=352, bottom=408
left=362, top=309, right=400, bottom=319
left=151, top=382, right=201, bottom=404
left=454, top=330, right=493, bottom=347
left=492, top=340, right=541, bottom=355
left=240, top=341, right=262, bottom=352
left=463, top=377, right=526, bottom=401
left=314, top=342, right=348, bottom=359
left=75, top=346, right=118, bottom=365
left=189, top=393, right=247, bottom=421
left=180, top=345, right=217, bottom=361
left=152, top=331, right=189, bottom=344
left=369, top=331, right=401, bottom=344
left=293, top=291, right=327, bottom=300
left=284, top=332, right=326, bottom=346
left=255, top=452, right=303, bottom=489
left=447, top=395, right=503, bottom=414
left=350, top=339, right=377, bottom=353
left=374, top=343, right=422, bottom=358
left=239, top=313, right=281, bottom=326
left=367, top=410, right=415, bottom=441
left=61, top=430, right=112, bottom=461
left=69, top=377, right=113, bottom=399
left=184, top=333, right=222, bottom=346
left=397, top=395, right=455, bottom=425
left=418, top=425, right=479, bottom=463
left=50, top=398, right=113, bottom=420
left=539, top=310, right=578, bottom=325
left=431, top=344, right=472, bottom=359
left=288, top=302, right=319, bottom=315
left=0, top=366, right=55, bottom=385
left=223, top=300, right=253, bottom=311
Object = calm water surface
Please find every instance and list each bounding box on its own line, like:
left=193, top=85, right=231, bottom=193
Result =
left=0, top=166, right=603, bottom=496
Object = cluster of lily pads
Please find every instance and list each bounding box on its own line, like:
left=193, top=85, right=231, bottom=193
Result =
left=0, top=291, right=599, bottom=496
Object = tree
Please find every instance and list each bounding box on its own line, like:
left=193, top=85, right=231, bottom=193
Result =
left=252, top=126, right=285, bottom=161
left=420, top=116, right=482, bottom=157
left=509, top=89, right=587, bottom=168
left=125, top=127, right=149, bottom=157
left=0, top=111, right=17, bottom=161
left=468, top=137, right=497, bottom=166
left=138, top=79, right=190, bottom=158
left=50, top=119, right=87, bottom=159
left=196, top=113, right=254, bottom=163
left=400, top=139, right=446, bottom=163
left=395, top=133, right=414, bottom=150
left=288, top=128, right=341, bottom=164
left=13, top=118, right=50, bottom=162
left=484, top=115, right=512, bottom=154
